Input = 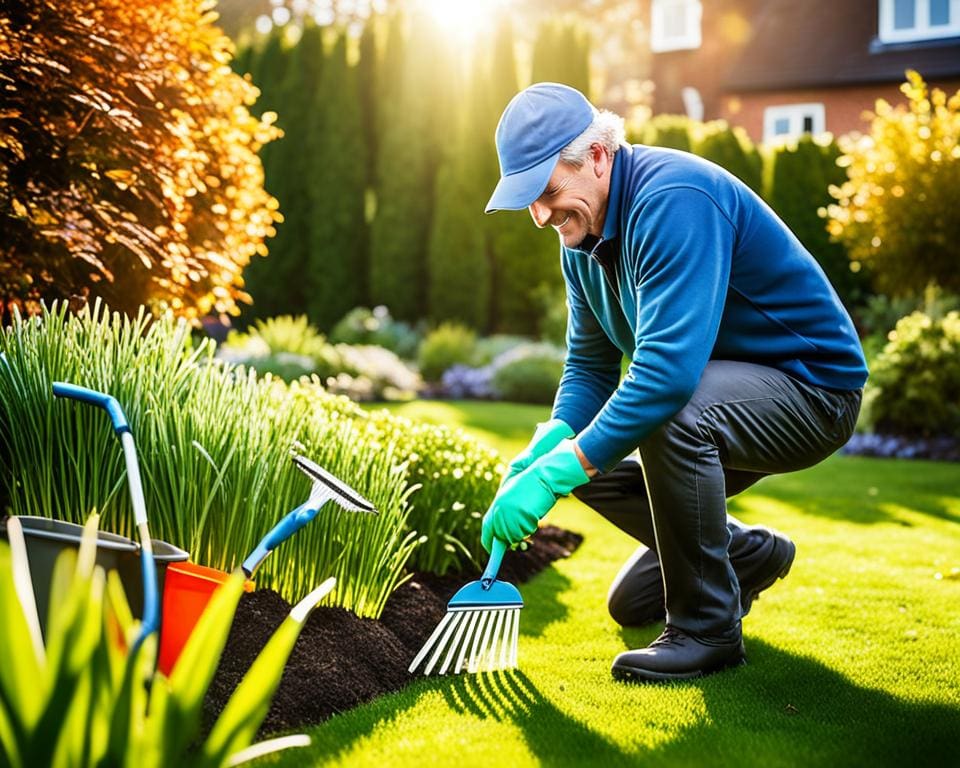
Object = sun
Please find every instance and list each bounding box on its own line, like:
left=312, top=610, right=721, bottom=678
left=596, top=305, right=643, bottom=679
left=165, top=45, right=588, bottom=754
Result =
left=415, top=0, right=505, bottom=37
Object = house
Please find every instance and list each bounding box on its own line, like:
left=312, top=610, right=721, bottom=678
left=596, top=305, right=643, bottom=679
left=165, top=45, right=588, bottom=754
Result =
left=643, top=0, right=960, bottom=143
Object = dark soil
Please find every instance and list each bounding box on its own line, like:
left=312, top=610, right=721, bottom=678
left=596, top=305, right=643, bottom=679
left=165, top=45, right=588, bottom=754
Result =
left=203, top=525, right=582, bottom=736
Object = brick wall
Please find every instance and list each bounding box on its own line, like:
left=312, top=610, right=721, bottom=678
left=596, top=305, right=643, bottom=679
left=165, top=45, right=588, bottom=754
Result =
left=720, top=78, right=960, bottom=142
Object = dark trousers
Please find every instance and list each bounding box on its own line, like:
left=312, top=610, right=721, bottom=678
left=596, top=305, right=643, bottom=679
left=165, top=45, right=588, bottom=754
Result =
left=572, top=360, right=862, bottom=637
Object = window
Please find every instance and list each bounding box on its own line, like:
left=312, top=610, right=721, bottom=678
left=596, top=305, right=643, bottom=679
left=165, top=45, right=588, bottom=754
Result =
left=651, top=0, right=702, bottom=52
left=878, top=0, right=960, bottom=43
left=763, top=104, right=826, bottom=144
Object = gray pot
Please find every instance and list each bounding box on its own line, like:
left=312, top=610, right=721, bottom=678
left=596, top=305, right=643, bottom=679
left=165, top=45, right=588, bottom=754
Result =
left=0, top=516, right=188, bottom=637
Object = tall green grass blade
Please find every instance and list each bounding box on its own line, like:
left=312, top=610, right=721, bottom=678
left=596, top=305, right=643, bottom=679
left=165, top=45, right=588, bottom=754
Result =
left=201, top=577, right=337, bottom=767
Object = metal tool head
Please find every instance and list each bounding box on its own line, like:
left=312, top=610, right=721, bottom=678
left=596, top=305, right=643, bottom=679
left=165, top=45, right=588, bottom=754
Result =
left=291, top=453, right=377, bottom=514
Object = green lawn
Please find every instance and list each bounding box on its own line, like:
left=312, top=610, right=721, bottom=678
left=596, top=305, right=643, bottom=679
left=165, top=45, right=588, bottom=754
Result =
left=266, top=401, right=960, bottom=768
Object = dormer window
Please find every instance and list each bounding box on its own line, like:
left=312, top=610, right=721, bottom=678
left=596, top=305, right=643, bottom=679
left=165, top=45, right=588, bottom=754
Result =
left=878, top=0, right=960, bottom=43
left=651, top=0, right=703, bottom=52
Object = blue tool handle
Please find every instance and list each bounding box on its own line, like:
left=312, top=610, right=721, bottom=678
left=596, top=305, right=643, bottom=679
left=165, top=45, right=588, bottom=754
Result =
left=52, top=382, right=131, bottom=436
left=132, top=548, right=159, bottom=651
left=481, top=538, right=508, bottom=590
left=242, top=502, right=318, bottom=577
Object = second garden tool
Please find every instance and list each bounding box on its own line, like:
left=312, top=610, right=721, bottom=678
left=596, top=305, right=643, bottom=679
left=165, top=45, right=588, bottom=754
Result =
left=409, top=538, right=522, bottom=675
left=157, top=452, right=377, bottom=674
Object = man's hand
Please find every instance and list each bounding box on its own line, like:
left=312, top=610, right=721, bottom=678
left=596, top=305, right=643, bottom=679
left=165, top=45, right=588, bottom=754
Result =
left=482, top=438, right=590, bottom=552
left=501, top=418, right=574, bottom=488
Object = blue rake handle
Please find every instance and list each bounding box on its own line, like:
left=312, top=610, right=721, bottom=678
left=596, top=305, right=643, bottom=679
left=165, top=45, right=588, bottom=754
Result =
left=481, top=538, right=508, bottom=590
left=52, top=383, right=158, bottom=650
left=241, top=497, right=327, bottom=578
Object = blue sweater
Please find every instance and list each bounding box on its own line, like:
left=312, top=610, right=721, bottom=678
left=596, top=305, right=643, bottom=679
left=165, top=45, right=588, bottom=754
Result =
left=553, top=145, right=868, bottom=473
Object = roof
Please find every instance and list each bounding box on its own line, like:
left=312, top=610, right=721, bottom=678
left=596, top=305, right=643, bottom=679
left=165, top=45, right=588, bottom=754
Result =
left=724, top=1, right=960, bottom=91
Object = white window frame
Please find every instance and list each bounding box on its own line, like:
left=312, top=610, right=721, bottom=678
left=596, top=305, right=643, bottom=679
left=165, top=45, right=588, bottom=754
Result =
left=878, top=0, right=960, bottom=43
left=651, top=0, right=703, bottom=53
left=763, top=103, right=826, bottom=144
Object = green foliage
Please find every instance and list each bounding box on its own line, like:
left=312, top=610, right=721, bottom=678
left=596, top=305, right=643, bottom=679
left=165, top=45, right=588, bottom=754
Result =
left=636, top=114, right=693, bottom=152
left=418, top=323, right=479, bottom=382
left=765, top=135, right=867, bottom=308
left=347, top=407, right=502, bottom=573
left=827, top=71, right=960, bottom=297
left=530, top=19, right=591, bottom=97
left=862, top=310, right=960, bottom=437
left=532, top=284, right=569, bottom=346
left=0, top=302, right=418, bottom=615
left=0, top=515, right=324, bottom=767
left=427, top=76, right=492, bottom=331
left=306, top=32, right=368, bottom=331
left=491, top=344, right=565, bottom=405
left=369, top=14, right=451, bottom=321
left=329, top=305, right=423, bottom=359
left=692, top=120, right=762, bottom=193
left=471, top=335, right=530, bottom=367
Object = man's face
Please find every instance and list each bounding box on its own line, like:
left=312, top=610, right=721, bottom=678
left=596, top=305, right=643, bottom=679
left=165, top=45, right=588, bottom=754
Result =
left=528, top=147, right=610, bottom=249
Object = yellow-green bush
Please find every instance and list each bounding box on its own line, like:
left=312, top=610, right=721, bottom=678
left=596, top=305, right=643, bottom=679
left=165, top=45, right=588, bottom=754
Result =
left=826, top=71, right=960, bottom=297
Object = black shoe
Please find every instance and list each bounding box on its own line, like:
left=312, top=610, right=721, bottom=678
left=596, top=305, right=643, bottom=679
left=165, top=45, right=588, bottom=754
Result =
left=611, top=625, right=746, bottom=683
left=607, top=528, right=796, bottom=627
left=737, top=528, right=796, bottom=617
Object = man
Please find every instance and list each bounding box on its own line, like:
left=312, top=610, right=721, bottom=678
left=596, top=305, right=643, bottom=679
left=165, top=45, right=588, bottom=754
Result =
left=482, top=83, right=867, bottom=683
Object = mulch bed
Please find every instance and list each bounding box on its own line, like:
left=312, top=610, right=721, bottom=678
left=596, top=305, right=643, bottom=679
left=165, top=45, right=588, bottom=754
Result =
left=202, top=525, right=583, bottom=736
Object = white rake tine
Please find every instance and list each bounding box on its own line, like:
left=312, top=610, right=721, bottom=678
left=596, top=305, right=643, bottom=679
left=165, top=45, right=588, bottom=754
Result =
left=476, top=609, right=500, bottom=673
left=440, top=609, right=473, bottom=675
left=510, top=608, right=521, bottom=668
left=408, top=611, right=453, bottom=673
left=454, top=611, right=481, bottom=673
left=424, top=611, right=464, bottom=675
left=498, top=609, right=513, bottom=670
left=486, top=609, right=506, bottom=671
left=467, top=611, right=492, bottom=673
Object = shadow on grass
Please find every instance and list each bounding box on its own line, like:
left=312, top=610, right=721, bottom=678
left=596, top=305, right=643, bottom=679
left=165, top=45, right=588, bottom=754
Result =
left=450, top=642, right=958, bottom=767
left=286, top=639, right=958, bottom=767
left=730, top=456, right=960, bottom=527
left=518, top=566, right=574, bottom=638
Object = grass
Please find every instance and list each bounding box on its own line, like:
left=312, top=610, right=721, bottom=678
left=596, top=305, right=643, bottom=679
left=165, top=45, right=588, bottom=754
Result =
left=267, top=401, right=960, bottom=767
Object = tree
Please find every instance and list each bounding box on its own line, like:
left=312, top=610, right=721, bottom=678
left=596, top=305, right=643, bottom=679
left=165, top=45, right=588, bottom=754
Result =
left=306, top=32, right=368, bottom=330
left=368, top=13, right=452, bottom=321
left=427, top=70, right=491, bottom=330
left=826, top=71, right=960, bottom=297
left=486, top=16, right=565, bottom=334
left=0, top=0, right=280, bottom=323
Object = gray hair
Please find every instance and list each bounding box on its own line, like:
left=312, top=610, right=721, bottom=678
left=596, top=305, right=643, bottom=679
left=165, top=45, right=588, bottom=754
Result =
left=559, top=109, right=626, bottom=167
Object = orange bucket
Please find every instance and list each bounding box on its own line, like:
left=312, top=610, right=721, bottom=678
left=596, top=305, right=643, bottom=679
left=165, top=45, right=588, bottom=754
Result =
left=157, top=561, right=254, bottom=676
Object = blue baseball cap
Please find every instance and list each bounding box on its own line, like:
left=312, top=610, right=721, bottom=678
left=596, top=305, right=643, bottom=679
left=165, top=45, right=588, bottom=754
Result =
left=485, top=82, right=596, bottom=214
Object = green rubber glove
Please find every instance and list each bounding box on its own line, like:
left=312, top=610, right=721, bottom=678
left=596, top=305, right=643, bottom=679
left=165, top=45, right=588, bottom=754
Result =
left=482, top=439, right=590, bottom=552
left=501, top=418, right=575, bottom=488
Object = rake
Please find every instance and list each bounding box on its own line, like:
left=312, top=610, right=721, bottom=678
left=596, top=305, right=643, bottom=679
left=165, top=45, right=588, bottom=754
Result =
left=409, top=538, right=522, bottom=676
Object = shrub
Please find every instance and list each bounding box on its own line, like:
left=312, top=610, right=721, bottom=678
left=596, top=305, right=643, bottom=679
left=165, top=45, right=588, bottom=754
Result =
left=0, top=0, right=280, bottom=323
left=471, top=334, right=530, bottom=367
left=765, top=134, right=867, bottom=309
left=490, top=343, right=565, bottom=405
left=826, top=71, right=960, bottom=297
left=693, top=120, right=763, bottom=193
left=326, top=344, right=422, bottom=401
left=636, top=114, right=693, bottom=151
left=862, top=310, right=960, bottom=438
left=330, top=306, right=423, bottom=360
left=418, top=322, right=478, bottom=382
